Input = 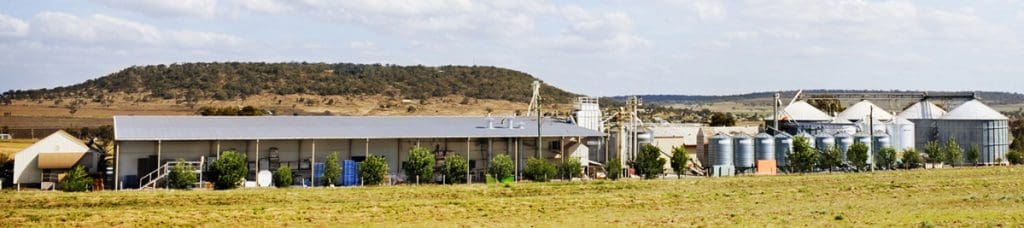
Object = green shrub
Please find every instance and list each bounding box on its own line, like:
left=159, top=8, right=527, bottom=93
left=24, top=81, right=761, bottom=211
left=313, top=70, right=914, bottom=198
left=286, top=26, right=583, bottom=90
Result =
left=607, top=158, right=622, bottom=180
left=876, top=147, right=898, bottom=170
left=322, top=153, right=341, bottom=186
left=847, top=141, right=869, bottom=171
left=359, top=155, right=389, bottom=185
left=524, top=157, right=556, bottom=182
left=670, top=146, right=688, bottom=178
left=62, top=165, right=91, bottom=192
left=924, top=141, right=945, bottom=166
left=167, top=159, right=197, bottom=189
left=789, top=136, right=820, bottom=173
left=273, top=166, right=292, bottom=188
left=966, top=145, right=981, bottom=165
left=557, top=157, right=583, bottom=180
left=404, top=147, right=434, bottom=184
left=902, top=149, right=923, bottom=169
left=945, top=137, right=963, bottom=167
left=442, top=154, right=469, bottom=184
left=634, top=144, right=666, bottom=179
left=818, top=145, right=842, bottom=172
left=1008, top=150, right=1024, bottom=165
left=489, top=154, right=514, bottom=180
left=211, top=150, right=248, bottom=190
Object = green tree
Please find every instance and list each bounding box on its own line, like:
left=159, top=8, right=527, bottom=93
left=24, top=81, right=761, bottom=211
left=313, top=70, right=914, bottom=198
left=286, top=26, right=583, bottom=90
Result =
left=442, top=154, right=469, bottom=184
left=709, top=112, right=736, bottom=127
left=819, top=145, right=842, bottom=172
left=847, top=142, right=870, bottom=171
left=404, top=146, right=434, bottom=184
left=807, top=95, right=845, bottom=114
left=557, top=158, right=583, bottom=180
left=489, top=154, right=515, bottom=181
left=788, top=136, right=819, bottom=173
left=945, top=137, right=963, bottom=167
left=273, top=166, right=292, bottom=188
left=876, top=147, right=897, bottom=170
left=322, top=153, right=342, bottom=186
left=607, top=158, right=622, bottom=180
left=359, top=155, right=389, bottom=185
left=670, top=146, right=689, bottom=178
left=211, top=150, right=248, bottom=190
left=634, top=144, right=667, bottom=179
left=902, top=149, right=923, bottom=169
left=966, top=144, right=981, bottom=165
left=167, top=159, right=198, bottom=189
left=924, top=141, right=945, bottom=167
left=62, top=165, right=91, bottom=192
left=524, top=157, right=557, bottom=182
left=1007, top=150, right=1024, bottom=165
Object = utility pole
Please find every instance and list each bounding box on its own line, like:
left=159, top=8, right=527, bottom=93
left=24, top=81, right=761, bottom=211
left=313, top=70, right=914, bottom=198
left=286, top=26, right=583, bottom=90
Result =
left=535, top=81, right=543, bottom=158
left=869, top=106, right=875, bottom=172
left=773, top=92, right=780, bottom=134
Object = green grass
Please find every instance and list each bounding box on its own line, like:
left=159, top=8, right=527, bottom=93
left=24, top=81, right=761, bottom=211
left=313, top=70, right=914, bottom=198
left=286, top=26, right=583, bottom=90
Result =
left=2, top=167, right=1024, bottom=226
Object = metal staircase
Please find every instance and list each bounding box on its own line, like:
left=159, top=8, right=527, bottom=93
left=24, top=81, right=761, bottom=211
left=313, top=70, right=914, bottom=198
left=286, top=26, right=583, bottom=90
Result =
left=139, top=159, right=204, bottom=190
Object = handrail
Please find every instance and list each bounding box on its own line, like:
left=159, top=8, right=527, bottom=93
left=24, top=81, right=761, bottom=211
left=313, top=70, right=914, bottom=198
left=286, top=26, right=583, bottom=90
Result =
left=139, top=161, right=204, bottom=189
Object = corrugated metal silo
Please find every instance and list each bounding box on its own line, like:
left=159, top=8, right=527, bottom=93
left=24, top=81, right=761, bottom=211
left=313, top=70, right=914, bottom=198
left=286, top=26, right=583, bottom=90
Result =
left=733, top=133, right=755, bottom=168
left=814, top=132, right=835, bottom=153
left=834, top=132, right=853, bottom=162
left=872, top=132, right=891, bottom=155
left=709, top=133, right=734, bottom=167
left=935, top=100, right=1010, bottom=164
left=774, top=133, right=793, bottom=167
left=887, top=117, right=915, bottom=151
left=754, top=133, right=775, bottom=161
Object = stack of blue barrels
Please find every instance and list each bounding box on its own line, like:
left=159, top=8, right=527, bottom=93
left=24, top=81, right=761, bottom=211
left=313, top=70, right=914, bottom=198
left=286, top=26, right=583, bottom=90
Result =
left=343, top=160, right=359, bottom=186
left=313, top=162, right=325, bottom=184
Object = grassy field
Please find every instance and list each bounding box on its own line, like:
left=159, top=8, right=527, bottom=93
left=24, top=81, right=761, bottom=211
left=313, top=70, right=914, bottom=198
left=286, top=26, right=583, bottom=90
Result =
left=0, top=139, right=36, bottom=160
left=1, top=167, right=1023, bottom=226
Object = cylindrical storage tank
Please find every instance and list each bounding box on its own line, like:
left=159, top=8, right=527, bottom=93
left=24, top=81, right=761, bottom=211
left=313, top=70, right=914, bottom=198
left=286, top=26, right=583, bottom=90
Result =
left=733, top=133, right=755, bottom=168
left=709, top=133, right=734, bottom=167
left=853, top=132, right=873, bottom=165
left=814, top=132, right=835, bottom=154
left=887, top=118, right=916, bottom=152
left=796, top=132, right=815, bottom=149
left=754, top=133, right=775, bottom=161
left=834, top=132, right=853, bottom=163
left=872, top=132, right=891, bottom=157
left=637, top=131, right=654, bottom=144
left=775, top=133, right=793, bottom=167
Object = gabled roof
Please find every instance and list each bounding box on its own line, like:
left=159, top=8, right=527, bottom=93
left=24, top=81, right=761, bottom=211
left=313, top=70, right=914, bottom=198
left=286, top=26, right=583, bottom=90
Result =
left=898, top=101, right=947, bottom=119
left=647, top=124, right=701, bottom=145
left=114, top=116, right=604, bottom=141
left=940, top=100, right=1008, bottom=120
left=837, top=100, right=893, bottom=121
left=775, top=101, right=832, bottom=121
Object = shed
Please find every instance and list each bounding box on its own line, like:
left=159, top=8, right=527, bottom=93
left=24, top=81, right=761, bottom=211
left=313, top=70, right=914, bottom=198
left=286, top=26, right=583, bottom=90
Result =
left=13, top=130, right=100, bottom=187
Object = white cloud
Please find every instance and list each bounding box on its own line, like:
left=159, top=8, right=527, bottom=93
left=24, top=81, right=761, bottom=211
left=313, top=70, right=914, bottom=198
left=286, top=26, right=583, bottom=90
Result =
left=0, top=13, right=29, bottom=37
left=90, top=0, right=217, bottom=18
left=551, top=6, right=649, bottom=53
left=659, top=0, right=726, bottom=21
left=29, top=12, right=239, bottom=48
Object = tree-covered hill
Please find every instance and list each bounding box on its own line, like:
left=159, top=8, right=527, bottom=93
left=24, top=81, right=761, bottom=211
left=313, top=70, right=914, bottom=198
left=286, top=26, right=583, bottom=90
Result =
left=2, top=62, right=577, bottom=104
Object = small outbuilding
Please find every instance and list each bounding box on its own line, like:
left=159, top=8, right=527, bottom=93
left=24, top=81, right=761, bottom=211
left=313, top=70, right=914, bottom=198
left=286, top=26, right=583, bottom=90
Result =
left=13, top=130, right=101, bottom=190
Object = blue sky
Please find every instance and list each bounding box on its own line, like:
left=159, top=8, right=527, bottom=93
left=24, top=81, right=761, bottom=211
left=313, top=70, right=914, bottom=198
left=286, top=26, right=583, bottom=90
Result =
left=1, top=0, right=1023, bottom=96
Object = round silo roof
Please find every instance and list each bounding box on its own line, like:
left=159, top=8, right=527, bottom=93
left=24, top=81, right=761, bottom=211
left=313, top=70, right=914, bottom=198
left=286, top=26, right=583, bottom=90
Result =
left=776, top=101, right=832, bottom=121
left=837, top=100, right=893, bottom=122
left=898, top=101, right=947, bottom=119
left=941, top=100, right=1008, bottom=120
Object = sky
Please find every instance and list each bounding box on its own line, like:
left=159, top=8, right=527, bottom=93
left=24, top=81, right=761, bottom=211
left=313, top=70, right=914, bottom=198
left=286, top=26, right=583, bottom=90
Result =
left=1, top=0, right=1023, bottom=96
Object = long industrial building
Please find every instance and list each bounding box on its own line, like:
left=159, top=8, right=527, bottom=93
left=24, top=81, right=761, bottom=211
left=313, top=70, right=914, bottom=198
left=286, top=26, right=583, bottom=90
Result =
left=112, top=116, right=603, bottom=189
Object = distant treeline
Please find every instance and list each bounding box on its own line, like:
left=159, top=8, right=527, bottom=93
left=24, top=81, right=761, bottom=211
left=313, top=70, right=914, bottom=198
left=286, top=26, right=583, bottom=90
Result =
left=0, top=62, right=577, bottom=104
left=610, top=90, right=1024, bottom=105
left=197, top=106, right=265, bottom=116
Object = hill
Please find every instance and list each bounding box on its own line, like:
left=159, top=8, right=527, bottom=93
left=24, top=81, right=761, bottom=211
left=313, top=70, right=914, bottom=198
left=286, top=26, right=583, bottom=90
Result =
left=1, top=62, right=577, bottom=104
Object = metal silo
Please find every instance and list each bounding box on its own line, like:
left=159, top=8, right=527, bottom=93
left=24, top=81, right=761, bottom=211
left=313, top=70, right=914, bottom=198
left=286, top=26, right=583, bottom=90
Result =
left=796, top=132, right=815, bottom=149
left=853, top=132, right=873, bottom=165
left=774, top=133, right=793, bottom=167
left=814, top=132, right=835, bottom=154
left=709, top=133, right=734, bottom=167
left=754, top=133, right=775, bottom=161
left=886, top=117, right=916, bottom=152
left=872, top=131, right=891, bottom=157
left=733, top=133, right=755, bottom=169
left=935, top=100, right=1010, bottom=165
left=834, top=132, right=853, bottom=163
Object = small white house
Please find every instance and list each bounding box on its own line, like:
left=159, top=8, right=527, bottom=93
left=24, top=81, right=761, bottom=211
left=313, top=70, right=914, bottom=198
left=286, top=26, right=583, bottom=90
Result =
left=13, top=130, right=100, bottom=189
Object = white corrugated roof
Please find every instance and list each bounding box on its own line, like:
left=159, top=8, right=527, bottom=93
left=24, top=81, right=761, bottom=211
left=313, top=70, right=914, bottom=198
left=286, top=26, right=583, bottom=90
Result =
left=898, top=101, right=947, bottom=119
left=837, top=100, right=893, bottom=121
left=940, top=100, right=1008, bottom=120
left=648, top=124, right=701, bottom=145
left=114, top=116, right=604, bottom=141
left=776, top=101, right=832, bottom=121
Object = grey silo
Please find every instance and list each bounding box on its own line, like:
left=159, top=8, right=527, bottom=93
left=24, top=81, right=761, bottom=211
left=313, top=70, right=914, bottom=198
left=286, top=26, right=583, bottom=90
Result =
left=934, top=100, right=1010, bottom=165
left=754, top=133, right=775, bottom=161
left=796, top=132, right=815, bottom=149
left=814, top=132, right=835, bottom=154
left=872, top=132, right=891, bottom=156
left=834, top=132, right=853, bottom=163
left=853, top=132, right=873, bottom=165
left=733, top=133, right=755, bottom=168
left=774, top=133, right=793, bottom=167
left=709, top=133, right=734, bottom=167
